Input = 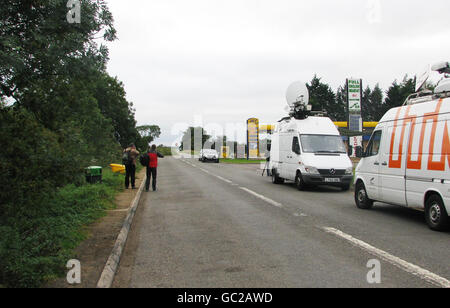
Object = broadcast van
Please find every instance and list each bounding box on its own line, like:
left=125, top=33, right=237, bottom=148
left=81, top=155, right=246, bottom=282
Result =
left=354, top=62, right=450, bottom=231
left=269, top=82, right=353, bottom=191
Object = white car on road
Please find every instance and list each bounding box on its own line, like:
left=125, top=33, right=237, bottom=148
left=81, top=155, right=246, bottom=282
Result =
left=199, top=149, right=219, bottom=163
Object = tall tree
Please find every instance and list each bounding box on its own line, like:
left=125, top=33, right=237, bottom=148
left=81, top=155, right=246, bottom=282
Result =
left=92, top=73, right=140, bottom=147
left=307, top=76, right=346, bottom=121
left=383, top=75, right=415, bottom=114
left=0, top=0, right=116, bottom=101
left=361, top=86, right=372, bottom=121
left=336, top=83, right=348, bottom=120
left=368, top=84, right=384, bottom=121
left=136, top=125, right=161, bottom=151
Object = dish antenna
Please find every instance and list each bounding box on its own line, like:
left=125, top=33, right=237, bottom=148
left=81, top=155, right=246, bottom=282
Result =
left=285, top=81, right=312, bottom=119
left=431, top=61, right=450, bottom=74
left=415, top=62, right=450, bottom=92
left=415, top=65, right=431, bottom=92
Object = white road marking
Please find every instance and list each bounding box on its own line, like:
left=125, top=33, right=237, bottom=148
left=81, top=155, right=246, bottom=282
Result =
left=323, top=227, right=450, bottom=288
left=182, top=160, right=309, bottom=216
left=214, top=175, right=233, bottom=184
left=239, top=187, right=283, bottom=208
left=185, top=160, right=235, bottom=183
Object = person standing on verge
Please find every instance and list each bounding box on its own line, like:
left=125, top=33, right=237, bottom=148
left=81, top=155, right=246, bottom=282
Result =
left=123, top=143, right=140, bottom=189
left=146, top=144, right=164, bottom=192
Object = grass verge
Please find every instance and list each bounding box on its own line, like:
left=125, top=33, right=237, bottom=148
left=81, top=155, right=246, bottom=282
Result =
left=0, top=168, right=125, bottom=288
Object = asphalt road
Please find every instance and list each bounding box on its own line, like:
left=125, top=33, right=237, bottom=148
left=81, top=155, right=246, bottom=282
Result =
left=114, top=157, right=450, bottom=288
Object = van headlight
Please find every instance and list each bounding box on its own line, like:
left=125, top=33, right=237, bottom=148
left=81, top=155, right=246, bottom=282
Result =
left=345, top=167, right=353, bottom=175
left=304, top=166, right=320, bottom=175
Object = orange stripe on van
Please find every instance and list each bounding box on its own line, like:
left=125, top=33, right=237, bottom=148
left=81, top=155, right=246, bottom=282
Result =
left=427, top=99, right=448, bottom=171
left=389, top=106, right=410, bottom=169
left=406, top=108, right=420, bottom=169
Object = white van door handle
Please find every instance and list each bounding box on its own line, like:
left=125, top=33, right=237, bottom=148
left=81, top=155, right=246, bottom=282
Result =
left=382, top=162, right=388, bottom=166
left=374, top=162, right=380, bottom=166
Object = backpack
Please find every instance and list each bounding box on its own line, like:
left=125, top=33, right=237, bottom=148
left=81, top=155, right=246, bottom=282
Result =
left=139, top=153, right=150, bottom=167
left=122, top=150, right=131, bottom=165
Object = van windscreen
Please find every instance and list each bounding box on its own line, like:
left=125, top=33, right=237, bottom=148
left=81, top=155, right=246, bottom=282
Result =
left=300, top=135, right=347, bottom=154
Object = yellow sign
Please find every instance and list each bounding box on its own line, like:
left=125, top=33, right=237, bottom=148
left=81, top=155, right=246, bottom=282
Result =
left=221, top=146, right=230, bottom=159
left=247, top=118, right=259, bottom=159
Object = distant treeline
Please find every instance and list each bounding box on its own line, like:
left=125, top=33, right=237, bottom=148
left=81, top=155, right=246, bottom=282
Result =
left=307, top=75, right=416, bottom=122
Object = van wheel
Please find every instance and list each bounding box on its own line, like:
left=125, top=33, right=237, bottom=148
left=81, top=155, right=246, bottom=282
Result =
left=425, top=195, right=449, bottom=231
left=355, top=182, right=373, bottom=209
left=295, top=172, right=305, bottom=191
left=272, top=170, right=284, bottom=184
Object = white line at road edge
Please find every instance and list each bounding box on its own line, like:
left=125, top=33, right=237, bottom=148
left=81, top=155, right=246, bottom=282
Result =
left=323, top=227, right=450, bottom=288
left=240, top=187, right=283, bottom=208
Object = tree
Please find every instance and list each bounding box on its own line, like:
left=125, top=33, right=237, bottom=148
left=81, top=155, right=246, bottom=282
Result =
left=0, top=0, right=116, bottom=101
left=368, top=84, right=384, bottom=121
left=336, top=83, right=348, bottom=121
left=180, top=127, right=211, bottom=151
left=0, top=0, right=149, bottom=288
left=383, top=76, right=415, bottom=114
left=92, top=73, right=140, bottom=147
left=308, top=76, right=346, bottom=121
left=136, top=125, right=161, bottom=151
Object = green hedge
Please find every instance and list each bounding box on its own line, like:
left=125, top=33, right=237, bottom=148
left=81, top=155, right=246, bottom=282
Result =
left=0, top=168, right=123, bottom=288
left=157, top=146, right=173, bottom=156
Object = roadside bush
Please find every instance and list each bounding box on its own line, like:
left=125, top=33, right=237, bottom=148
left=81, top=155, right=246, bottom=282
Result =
left=0, top=168, right=123, bottom=288
left=0, top=108, right=77, bottom=217
left=157, top=146, right=173, bottom=156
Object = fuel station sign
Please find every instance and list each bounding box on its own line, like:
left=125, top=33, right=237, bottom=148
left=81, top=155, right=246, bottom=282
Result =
left=247, top=118, right=260, bottom=159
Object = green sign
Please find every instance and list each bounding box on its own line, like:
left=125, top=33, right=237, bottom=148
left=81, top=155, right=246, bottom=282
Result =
left=347, top=79, right=362, bottom=113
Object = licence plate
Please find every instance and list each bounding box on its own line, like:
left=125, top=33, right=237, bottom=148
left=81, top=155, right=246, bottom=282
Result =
left=325, top=178, right=341, bottom=183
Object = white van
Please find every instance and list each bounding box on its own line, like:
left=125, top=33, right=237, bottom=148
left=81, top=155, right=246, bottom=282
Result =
left=354, top=64, right=450, bottom=231
left=269, top=116, right=353, bottom=191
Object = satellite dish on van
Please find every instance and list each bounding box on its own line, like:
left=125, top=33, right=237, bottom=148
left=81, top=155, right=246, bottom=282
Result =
left=415, top=65, right=430, bottom=92
left=286, top=81, right=309, bottom=108
left=285, top=81, right=312, bottom=120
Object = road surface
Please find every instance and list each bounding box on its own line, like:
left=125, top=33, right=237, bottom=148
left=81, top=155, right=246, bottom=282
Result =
left=113, top=157, right=449, bottom=288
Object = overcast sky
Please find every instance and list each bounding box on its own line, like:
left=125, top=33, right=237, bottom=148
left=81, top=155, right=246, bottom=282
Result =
left=104, top=0, right=450, bottom=145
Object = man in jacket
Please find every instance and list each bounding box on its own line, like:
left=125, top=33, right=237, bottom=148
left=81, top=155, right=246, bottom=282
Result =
left=146, top=144, right=164, bottom=192
left=124, top=143, right=140, bottom=189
